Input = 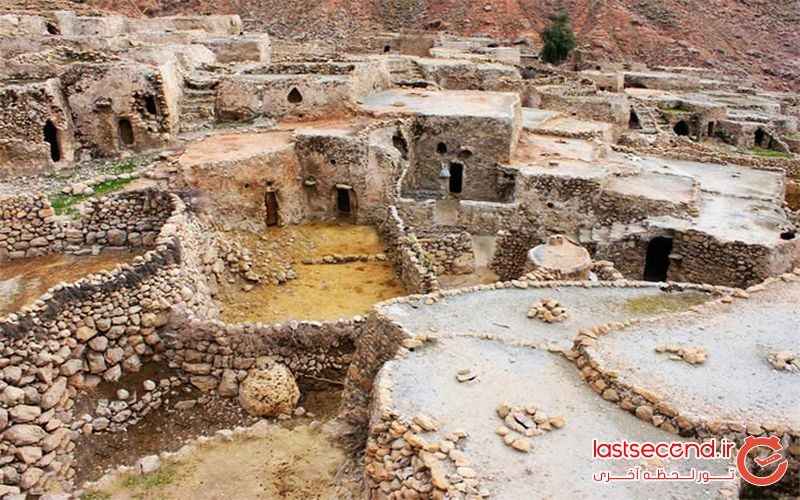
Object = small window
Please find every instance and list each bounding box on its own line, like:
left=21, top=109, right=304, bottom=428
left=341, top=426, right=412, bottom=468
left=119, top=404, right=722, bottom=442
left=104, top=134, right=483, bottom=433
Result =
left=46, top=23, right=60, bottom=35
left=436, top=142, right=447, bottom=155
left=287, top=88, right=303, bottom=104
left=383, top=45, right=391, bottom=53
left=118, top=118, right=135, bottom=146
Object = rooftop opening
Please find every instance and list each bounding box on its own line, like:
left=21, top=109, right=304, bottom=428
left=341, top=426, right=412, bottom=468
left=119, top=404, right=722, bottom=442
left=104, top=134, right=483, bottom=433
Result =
left=449, top=162, right=463, bottom=194
left=780, top=230, right=796, bottom=241
left=43, top=120, right=61, bottom=162
left=643, top=236, right=673, bottom=282
left=287, top=87, right=303, bottom=104
left=673, top=121, right=690, bottom=136
left=118, top=118, right=135, bottom=146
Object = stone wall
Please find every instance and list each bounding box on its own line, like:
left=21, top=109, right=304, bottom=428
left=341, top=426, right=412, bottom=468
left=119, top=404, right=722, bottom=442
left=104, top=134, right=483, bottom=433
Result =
left=0, top=191, right=220, bottom=495
left=0, top=193, right=61, bottom=261
left=0, top=190, right=173, bottom=263
left=161, top=310, right=359, bottom=397
left=378, top=206, right=439, bottom=294
left=415, top=226, right=475, bottom=275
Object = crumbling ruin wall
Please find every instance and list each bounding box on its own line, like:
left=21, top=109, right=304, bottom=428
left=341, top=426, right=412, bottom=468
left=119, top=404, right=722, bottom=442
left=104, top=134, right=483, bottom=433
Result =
left=536, top=88, right=630, bottom=126
left=378, top=206, right=439, bottom=294
left=0, top=190, right=173, bottom=262
left=61, top=62, right=178, bottom=158
left=0, top=193, right=61, bottom=261
left=417, top=60, right=522, bottom=92
left=596, top=229, right=800, bottom=288
left=0, top=192, right=219, bottom=496
left=341, top=312, right=410, bottom=428
left=161, top=311, right=359, bottom=397
left=415, top=226, right=475, bottom=275
left=490, top=227, right=542, bottom=280
left=0, top=78, right=76, bottom=176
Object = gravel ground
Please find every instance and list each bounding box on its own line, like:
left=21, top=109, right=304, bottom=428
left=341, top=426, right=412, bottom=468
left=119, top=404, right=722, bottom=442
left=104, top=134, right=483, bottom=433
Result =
left=380, top=284, right=711, bottom=350
left=588, top=280, right=800, bottom=427
left=382, top=336, right=735, bottom=499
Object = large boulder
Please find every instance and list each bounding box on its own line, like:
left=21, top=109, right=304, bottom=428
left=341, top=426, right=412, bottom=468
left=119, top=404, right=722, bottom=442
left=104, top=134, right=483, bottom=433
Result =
left=238, top=364, right=300, bottom=417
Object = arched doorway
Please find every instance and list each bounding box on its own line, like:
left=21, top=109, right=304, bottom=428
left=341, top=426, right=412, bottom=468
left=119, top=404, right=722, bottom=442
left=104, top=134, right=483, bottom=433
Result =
left=264, top=188, right=279, bottom=227
left=449, top=162, right=464, bottom=194
left=643, top=237, right=673, bottom=282
left=755, top=128, right=766, bottom=147
left=628, top=110, right=641, bottom=130
left=118, top=118, right=135, bottom=146
left=673, top=121, right=690, bottom=136
left=43, top=120, right=61, bottom=162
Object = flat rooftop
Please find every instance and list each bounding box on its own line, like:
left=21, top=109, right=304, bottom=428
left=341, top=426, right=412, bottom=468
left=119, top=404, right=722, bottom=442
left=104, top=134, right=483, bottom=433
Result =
left=359, top=89, right=519, bottom=119
left=178, top=131, right=294, bottom=168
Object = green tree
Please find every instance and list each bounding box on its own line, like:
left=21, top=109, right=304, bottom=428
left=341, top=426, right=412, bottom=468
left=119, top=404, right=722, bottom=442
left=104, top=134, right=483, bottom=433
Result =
left=540, top=11, right=577, bottom=65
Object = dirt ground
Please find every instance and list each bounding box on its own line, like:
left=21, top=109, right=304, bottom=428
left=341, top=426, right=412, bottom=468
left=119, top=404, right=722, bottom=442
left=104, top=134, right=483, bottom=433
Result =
left=217, top=223, right=407, bottom=324
left=0, top=250, right=142, bottom=317
left=92, top=423, right=359, bottom=500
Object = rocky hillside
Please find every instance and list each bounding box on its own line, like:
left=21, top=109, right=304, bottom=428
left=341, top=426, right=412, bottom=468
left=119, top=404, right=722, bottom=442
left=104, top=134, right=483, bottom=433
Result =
left=72, top=0, right=800, bottom=90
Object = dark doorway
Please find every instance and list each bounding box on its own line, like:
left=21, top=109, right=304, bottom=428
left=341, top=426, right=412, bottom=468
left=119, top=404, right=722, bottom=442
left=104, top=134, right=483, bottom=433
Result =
left=673, top=121, right=690, bottom=136
left=383, top=45, right=391, bottom=53
left=118, top=118, right=135, bottom=146
left=449, top=162, right=463, bottom=194
left=287, top=88, right=303, bottom=104
left=392, top=130, right=408, bottom=159
left=43, top=120, right=61, bottom=162
left=144, top=95, right=158, bottom=116
left=707, top=121, right=715, bottom=137
left=628, top=110, right=641, bottom=129
left=264, top=190, right=279, bottom=226
left=337, top=188, right=351, bottom=214
left=755, top=128, right=766, bottom=147
left=643, top=237, right=673, bottom=282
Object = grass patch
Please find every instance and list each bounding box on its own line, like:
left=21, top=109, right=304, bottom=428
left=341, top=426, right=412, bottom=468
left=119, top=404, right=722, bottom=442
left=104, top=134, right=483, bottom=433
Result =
left=122, top=464, right=180, bottom=492
left=49, top=177, right=135, bottom=216
left=624, top=292, right=709, bottom=315
left=82, top=492, right=112, bottom=500
left=747, top=146, right=792, bottom=159
left=108, top=159, right=138, bottom=175
left=659, top=107, right=688, bottom=116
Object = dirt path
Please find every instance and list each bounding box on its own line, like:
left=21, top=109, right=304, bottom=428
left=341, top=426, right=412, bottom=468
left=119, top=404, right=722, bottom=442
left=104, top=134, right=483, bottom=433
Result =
left=94, top=424, right=357, bottom=500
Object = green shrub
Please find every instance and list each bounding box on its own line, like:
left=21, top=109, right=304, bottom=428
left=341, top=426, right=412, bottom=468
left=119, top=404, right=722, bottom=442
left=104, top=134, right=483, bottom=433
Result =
left=540, top=11, right=577, bottom=65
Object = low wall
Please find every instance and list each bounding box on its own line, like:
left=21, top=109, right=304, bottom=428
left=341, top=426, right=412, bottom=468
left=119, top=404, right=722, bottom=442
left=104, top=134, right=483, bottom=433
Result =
left=378, top=206, right=439, bottom=294
left=416, top=226, right=474, bottom=275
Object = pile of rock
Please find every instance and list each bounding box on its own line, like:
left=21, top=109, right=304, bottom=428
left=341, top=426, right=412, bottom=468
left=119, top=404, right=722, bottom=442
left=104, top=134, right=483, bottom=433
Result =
left=767, top=351, right=799, bottom=373
left=527, top=298, right=568, bottom=323
left=301, top=253, right=387, bottom=265
left=83, top=378, right=182, bottom=434
left=654, top=344, right=707, bottom=365
left=365, top=412, right=487, bottom=499
left=238, top=363, right=300, bottom=417
left=60, top=172, right=138, bottom=197
left=495, top=403, right=565, bottom=453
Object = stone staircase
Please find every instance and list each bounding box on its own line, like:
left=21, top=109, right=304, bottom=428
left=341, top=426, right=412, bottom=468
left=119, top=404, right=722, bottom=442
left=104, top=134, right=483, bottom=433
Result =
left=180, top=74, right=220, bottom=133
left=630, top=102, right=661, bottom=135
left=387, top=58, right=436, bottom=88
